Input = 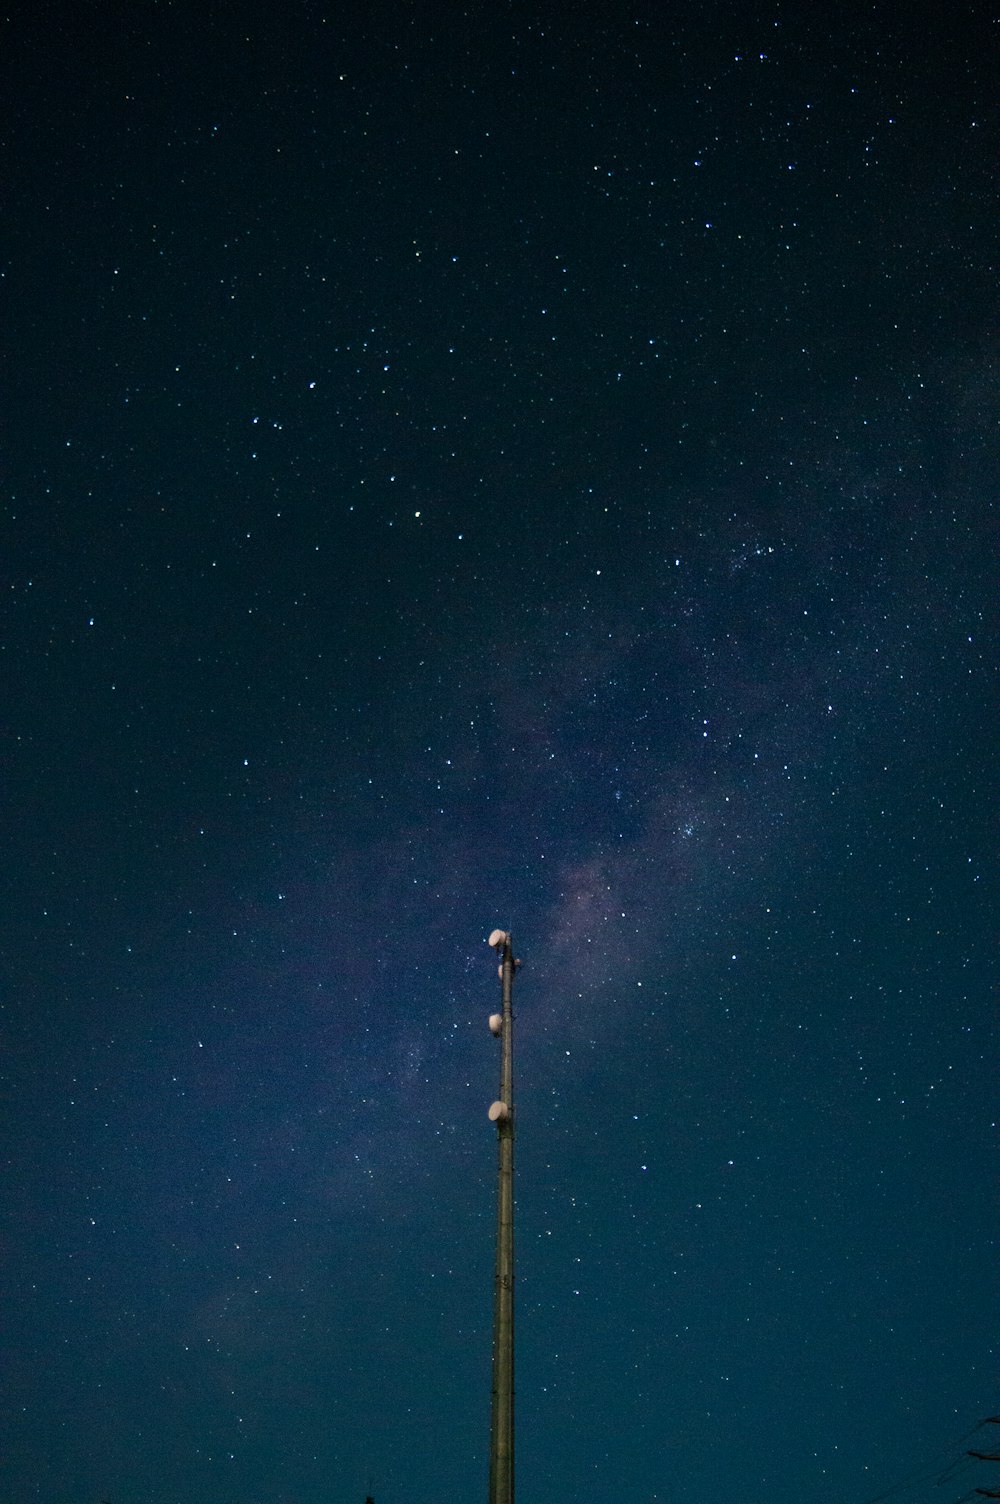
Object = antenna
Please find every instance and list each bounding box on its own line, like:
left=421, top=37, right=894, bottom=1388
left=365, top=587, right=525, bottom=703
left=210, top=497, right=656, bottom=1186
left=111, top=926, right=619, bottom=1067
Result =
left=486, top=928, right=518, bottom=1504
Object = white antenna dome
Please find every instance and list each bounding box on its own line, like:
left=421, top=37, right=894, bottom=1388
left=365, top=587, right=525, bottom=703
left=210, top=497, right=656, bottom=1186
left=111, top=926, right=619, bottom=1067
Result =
left=488, top=1100, right=510, bottom=1123
left=488, top=1013, right=503, bottom=1036
left=488, top=929, right=508, bottom=949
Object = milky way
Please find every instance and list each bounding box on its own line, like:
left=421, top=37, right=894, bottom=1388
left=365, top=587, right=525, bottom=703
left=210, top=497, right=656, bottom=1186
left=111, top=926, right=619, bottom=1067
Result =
left=3, top=4, right=995, bottom=1503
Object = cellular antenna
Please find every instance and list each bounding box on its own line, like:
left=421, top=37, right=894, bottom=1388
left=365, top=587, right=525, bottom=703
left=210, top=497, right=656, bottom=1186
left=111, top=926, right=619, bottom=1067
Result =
left=486, top=928, right=519, bottom=1504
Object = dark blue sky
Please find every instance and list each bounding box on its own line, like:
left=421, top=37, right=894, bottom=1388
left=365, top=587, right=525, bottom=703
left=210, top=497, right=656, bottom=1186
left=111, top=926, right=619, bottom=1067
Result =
left=2, top=2, right=996, bottom=1502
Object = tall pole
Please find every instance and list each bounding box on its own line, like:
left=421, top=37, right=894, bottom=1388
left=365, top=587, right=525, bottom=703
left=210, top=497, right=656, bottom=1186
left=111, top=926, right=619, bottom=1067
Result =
left=486, top=929, right=517, bottom=1504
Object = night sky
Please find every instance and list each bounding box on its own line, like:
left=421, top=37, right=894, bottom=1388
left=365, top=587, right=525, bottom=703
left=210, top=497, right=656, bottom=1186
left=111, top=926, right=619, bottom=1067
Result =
left=2, top=2, right=996, bottom=1502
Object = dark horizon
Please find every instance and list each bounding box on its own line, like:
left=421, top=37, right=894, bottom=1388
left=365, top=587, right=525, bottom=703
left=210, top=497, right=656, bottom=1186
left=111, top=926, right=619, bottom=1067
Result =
left=2, top=1, right=995, bottom=1502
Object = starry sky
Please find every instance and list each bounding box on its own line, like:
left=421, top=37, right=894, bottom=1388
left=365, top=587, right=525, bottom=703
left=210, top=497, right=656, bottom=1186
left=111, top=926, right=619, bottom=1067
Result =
left=2, top=2, right=996, bottom=1502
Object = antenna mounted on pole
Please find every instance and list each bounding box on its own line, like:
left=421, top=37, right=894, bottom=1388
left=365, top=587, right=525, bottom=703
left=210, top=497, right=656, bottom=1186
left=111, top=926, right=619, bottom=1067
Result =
left=486, top=928, right=519, bottom=1504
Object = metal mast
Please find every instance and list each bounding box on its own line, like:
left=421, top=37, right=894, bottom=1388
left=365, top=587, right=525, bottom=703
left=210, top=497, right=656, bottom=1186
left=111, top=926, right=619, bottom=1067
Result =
left=486, top=928, right=518, bottom=1504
